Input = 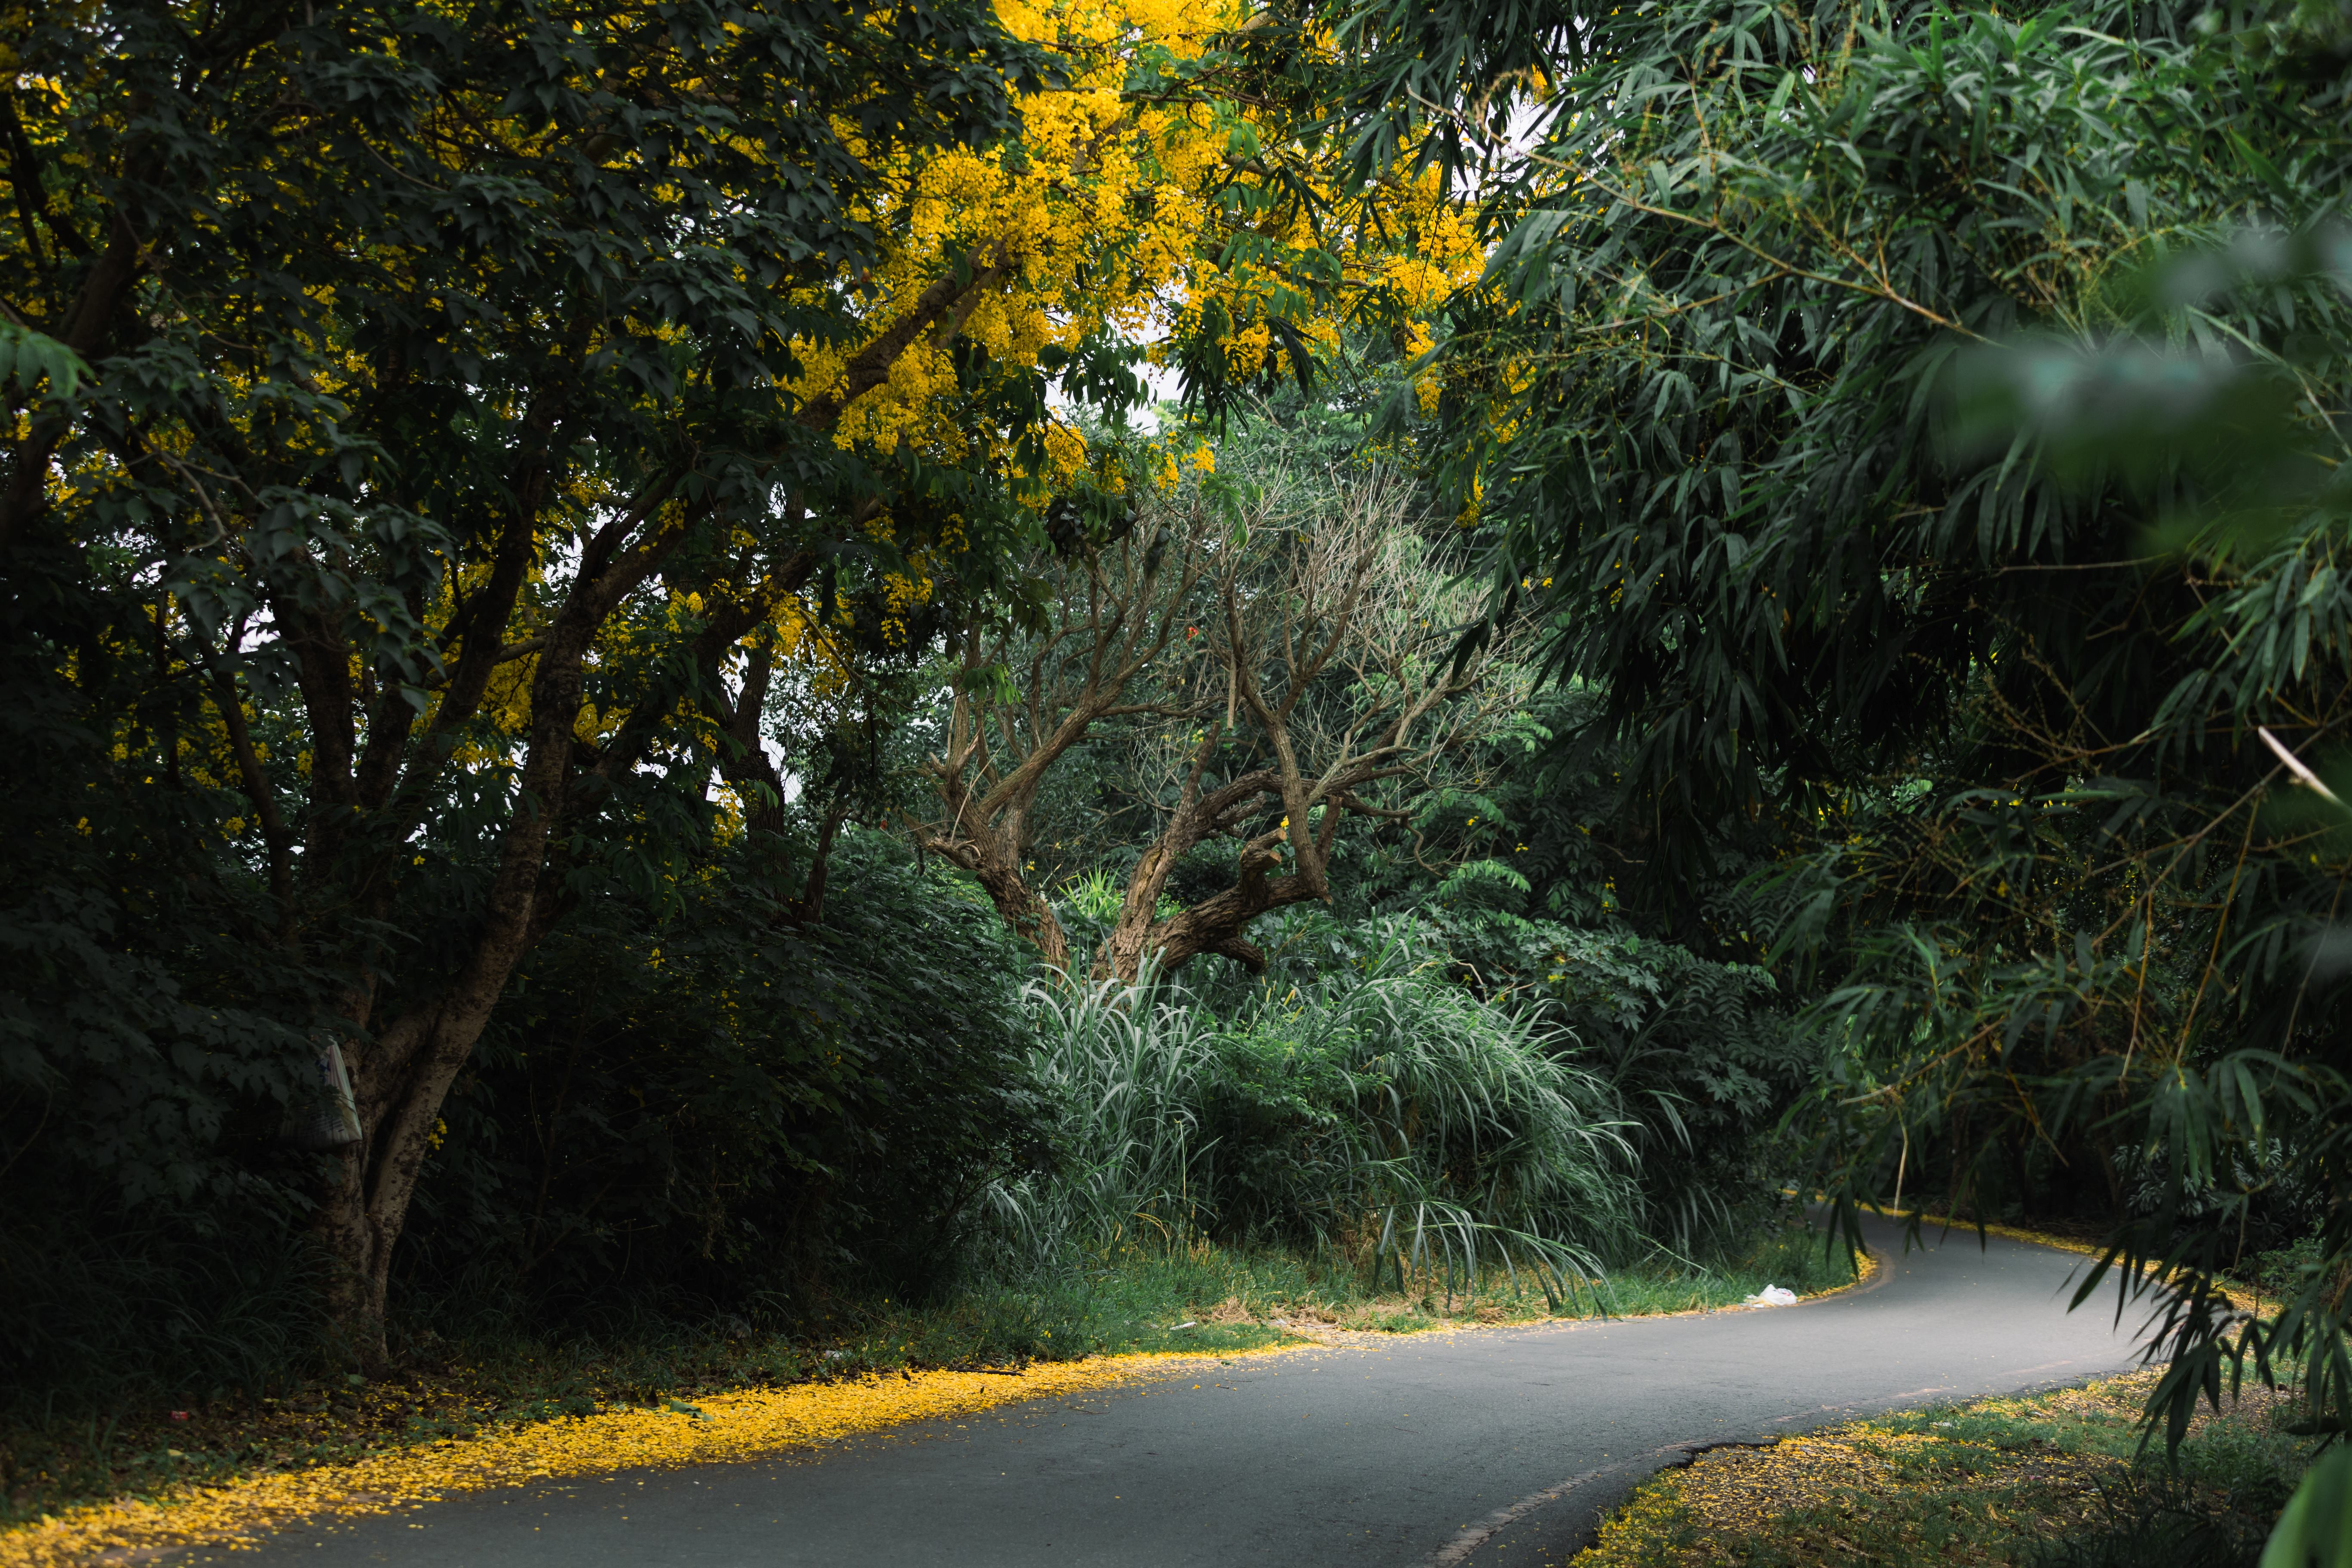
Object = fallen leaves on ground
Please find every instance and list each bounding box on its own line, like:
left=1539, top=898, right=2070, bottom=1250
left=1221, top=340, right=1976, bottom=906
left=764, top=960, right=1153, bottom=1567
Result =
left=1574, top=1371, right=2295, bottom=1568
left=0, top=1348, right=1300, bottom=1568
left=1582, top=1430, right=2122, bottom=1566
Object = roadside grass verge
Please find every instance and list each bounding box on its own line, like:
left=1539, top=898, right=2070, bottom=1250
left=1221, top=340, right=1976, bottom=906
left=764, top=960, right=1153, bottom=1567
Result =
left=1026, top=1217, right=1860, bottom=1337
left=1574, top=1369, right=2308, bottom=1568
left=1599, top=1227, right=1859, bottom=1318
left=0, top=1219, right=1858, bottom=1533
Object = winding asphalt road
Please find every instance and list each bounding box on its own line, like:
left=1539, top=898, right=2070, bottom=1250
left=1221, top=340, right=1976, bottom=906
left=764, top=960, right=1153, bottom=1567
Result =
left=250, top=1217, right=2145, bottom=1566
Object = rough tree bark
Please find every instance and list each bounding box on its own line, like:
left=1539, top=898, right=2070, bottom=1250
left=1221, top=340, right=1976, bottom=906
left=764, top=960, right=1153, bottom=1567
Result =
left=1092, top=481, right=1491, bottom=982
left=915, top=504, right=1211, bottom=970
left=305, top=473, right=697, bottom=1352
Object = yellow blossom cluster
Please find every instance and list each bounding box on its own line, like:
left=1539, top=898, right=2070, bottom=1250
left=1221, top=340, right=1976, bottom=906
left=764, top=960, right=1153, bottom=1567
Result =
left=56, top=2, right=1489, bottom=842
left=790, top=0, right=1484, bottom=489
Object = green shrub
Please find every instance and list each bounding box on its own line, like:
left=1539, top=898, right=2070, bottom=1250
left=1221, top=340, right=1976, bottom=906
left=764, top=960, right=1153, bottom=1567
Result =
left=994, top=929, right=1641, bottom=1301
left=2023, top=1476, right=2268, bottom=1568
left=0, top=1199, right=323, bottom=1419
left=398, top=835, right=1042, bottom=1333
left=1213, top=907, right=1813, bottom=1258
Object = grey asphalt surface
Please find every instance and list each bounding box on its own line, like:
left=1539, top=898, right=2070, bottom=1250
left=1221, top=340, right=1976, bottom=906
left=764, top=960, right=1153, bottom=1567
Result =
left=250, top=1216, right=2145, bottom=1567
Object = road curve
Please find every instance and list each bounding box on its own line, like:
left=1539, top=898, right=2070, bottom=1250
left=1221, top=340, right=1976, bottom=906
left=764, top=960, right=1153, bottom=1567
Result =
left=243, top=1217, right=2144, bottom=1567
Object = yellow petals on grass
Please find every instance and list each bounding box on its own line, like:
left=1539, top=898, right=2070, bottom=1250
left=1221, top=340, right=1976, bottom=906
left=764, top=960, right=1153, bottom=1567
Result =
left=0, top=1349, right=1298, bottom=1568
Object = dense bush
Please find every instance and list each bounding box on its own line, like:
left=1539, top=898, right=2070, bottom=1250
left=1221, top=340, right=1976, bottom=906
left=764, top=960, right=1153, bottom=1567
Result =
left=399, top=836, right=1042, bottom=1335
left=0, top=578, right=327, bottom=1414
left=1199, top=902, right=1810, bottom=1254
left=993, top=929, right=1641, bottom=1301
left=0, top=1197, right=322, bottom=1419
left=1, top=833, right=1041, bottom=1413
left=1192, top=675, right=1823, bottom=1253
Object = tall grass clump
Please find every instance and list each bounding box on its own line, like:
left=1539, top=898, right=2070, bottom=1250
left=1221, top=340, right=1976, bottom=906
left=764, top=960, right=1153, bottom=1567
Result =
left=992, top=932, right=1641, bottom=1307
left=991, top=968, right=1221, bottom=1259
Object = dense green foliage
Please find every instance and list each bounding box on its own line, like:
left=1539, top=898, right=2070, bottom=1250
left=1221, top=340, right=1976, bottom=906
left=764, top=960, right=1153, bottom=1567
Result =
left=999, top=932, right=1637, bottom=1297
left=943, top=389, right=1810, bottom=1251
left=36, top=4, right=2352, bottom=1560
left=0, top=0, right=1072, bottom=1363
left=401, top=839, right=1038, bottom=1329
left=1406, top=0, right=2352, bottom=1520
left=5, top=0, right=1449, bottom=1373
left=3, top=836, right=1041, bottom=1407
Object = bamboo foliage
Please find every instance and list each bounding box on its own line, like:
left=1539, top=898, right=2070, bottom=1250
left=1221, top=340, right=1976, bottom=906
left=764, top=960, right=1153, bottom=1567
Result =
left=1409, top=0, right=2352, bottom=1469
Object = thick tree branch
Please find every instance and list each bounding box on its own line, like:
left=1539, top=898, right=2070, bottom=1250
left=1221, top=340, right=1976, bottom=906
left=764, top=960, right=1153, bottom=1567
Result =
left=209, top=664, right=295, bottom=929
left=796, top=262, right=1009, bottom=431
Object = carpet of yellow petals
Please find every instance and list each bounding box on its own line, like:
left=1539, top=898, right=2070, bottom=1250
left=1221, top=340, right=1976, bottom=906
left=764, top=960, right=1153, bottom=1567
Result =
left=1576, top=1427, right=2121, bottom=1567
left=1574, top=1370, right=2300, bottom=1567
left=0, top=1348, right=1302, bottom=1568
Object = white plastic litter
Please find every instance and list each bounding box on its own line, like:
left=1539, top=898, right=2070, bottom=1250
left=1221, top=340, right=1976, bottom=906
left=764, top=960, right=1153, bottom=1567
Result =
left=1744, top=1284, right=1798, bottom=1307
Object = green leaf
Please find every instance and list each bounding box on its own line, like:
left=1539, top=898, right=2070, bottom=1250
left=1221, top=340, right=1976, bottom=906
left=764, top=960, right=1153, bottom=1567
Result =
left=0, top=320, right=90, bottom=400
left=2263, top=1447, right=2352, bottom=1568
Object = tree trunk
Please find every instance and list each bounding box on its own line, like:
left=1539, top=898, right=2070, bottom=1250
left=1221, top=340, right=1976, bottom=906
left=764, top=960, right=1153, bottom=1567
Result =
left=796, top=800, right=848, bottom=925
left=312, top=583, right=616, bottom=1362
left=972, top=840, right=1070, bottom=972
left=720, top=635, right=790, bottom=839
left=1101, top=830, right=1320, bottom=983
left=1097, top=841, right=1179, bottom=982
left=323, top=943, right=545, bottom=1361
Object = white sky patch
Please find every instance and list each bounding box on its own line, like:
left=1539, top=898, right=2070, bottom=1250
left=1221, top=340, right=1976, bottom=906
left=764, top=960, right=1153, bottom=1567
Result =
left=1043, top=330, right=1182, bottom=434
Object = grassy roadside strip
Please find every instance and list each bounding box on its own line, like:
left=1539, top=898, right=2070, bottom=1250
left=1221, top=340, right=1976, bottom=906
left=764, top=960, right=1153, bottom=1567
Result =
left=0, top=1223, right=1856, bottom=1560
left=1572, top=1369, right=2309, bottom=1568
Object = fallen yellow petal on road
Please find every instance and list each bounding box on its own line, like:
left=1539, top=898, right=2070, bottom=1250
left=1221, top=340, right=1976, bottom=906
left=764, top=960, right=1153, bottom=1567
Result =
left=1, top=1348, right=1304, bottom=1567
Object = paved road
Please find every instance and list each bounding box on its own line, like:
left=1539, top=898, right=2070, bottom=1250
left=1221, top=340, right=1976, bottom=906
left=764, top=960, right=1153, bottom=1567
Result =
left=254, top=1217, right=2145, bottom=1567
